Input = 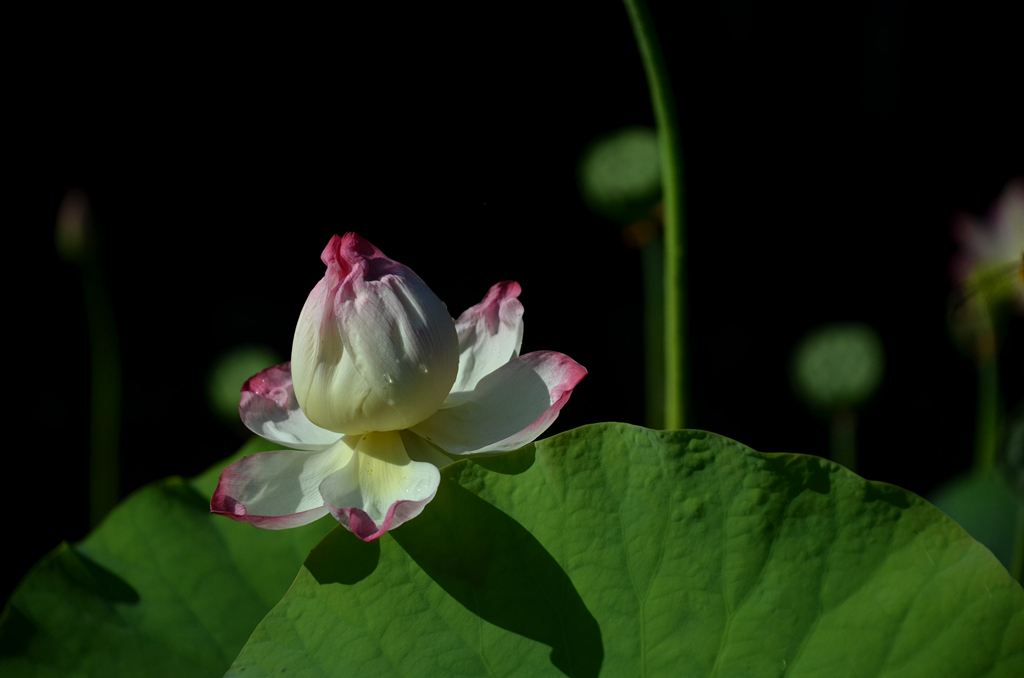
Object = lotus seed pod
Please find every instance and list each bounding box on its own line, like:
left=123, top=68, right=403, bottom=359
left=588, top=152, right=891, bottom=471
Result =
left=791, top=322, right=885, bottom=413
left=578, top=126, right=661, bottom=225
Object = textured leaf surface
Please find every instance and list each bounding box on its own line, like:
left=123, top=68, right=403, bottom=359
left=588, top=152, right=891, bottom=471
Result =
left=229, top=423, right=1024, bottom=678
left=0, top=437, right=334, bottom=678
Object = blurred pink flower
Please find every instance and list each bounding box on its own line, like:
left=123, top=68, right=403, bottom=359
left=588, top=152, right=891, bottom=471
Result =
left=212, top=233, right=586, bottom=541
left=951, top=178, right=1024, bottom=312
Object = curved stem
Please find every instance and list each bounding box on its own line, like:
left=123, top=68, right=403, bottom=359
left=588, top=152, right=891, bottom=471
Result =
left=623, top=0, right=687, bottom=429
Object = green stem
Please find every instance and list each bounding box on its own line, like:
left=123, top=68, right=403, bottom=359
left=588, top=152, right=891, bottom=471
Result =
left=830, top=409, right=858, bottom=472
left=1013, top=502, right=1024, bottom=584
left=641, top=237, right=665, bottom=429
left=623, top=0, right=687, bottom=429
left=83, top=255, right=121, bottom=527
left=973, top=343, right=1000, bottom=473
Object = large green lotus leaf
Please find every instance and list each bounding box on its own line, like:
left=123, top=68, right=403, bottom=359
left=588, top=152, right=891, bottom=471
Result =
left=228, top=423, right=1024, bottom=678
left=0, top=437, right=334, bottom=678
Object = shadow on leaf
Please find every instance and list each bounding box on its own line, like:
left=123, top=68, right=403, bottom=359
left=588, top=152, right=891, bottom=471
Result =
left=391, top=476, right=603, bottom=678
left=1, top=542, right=140, bottom=657
left=0, top=606, right=35, bottom=657
left=763, top=453, right=833, bottom=495
left=60, top=544, right=141, bottom=604
left=470, top=444, right=537, bottom=475
left=864, top=480, right=912, bottom=509
left=305, top=527, right=380, bottom=585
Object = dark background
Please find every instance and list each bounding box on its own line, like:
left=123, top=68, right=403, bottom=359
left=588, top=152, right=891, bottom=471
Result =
left=8, top=0, right=1023, bottom=603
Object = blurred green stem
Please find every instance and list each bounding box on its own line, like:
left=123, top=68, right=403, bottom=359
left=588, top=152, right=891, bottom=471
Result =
left=973, top=345, right=1000, bottom=473
left=641, top=237, right=665, bottom=429
left=1014, top=503, right=1024, bottom=583
left=83, top=254, right=121, bottom=527
left=830, top=409, right=858, bottom=472
left=624, top=0, right=687, bottom=429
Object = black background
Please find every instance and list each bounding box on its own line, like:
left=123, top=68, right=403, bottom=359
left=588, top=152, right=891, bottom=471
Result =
left=7, top=0, right=1023, bottom=603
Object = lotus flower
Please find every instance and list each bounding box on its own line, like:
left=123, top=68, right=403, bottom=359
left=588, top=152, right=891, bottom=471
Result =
left=950, top=177, right=1024, bottom=313
left=211, top=233, right=586, bottom=541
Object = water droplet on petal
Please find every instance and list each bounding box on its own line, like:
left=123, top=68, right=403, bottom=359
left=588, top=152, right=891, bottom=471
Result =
left=383, top=373, right=394, bottom=384
left=418, top=364, right=428, bottom=374
left=386, top=398, right=396, bottom=406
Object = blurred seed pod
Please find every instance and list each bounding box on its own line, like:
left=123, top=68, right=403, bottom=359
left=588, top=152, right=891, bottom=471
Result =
left=791, top=322, right=885, bottom=415
left=207, top=345, right=283, bottom=426
left=577, top=126, right=661, bottom=225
